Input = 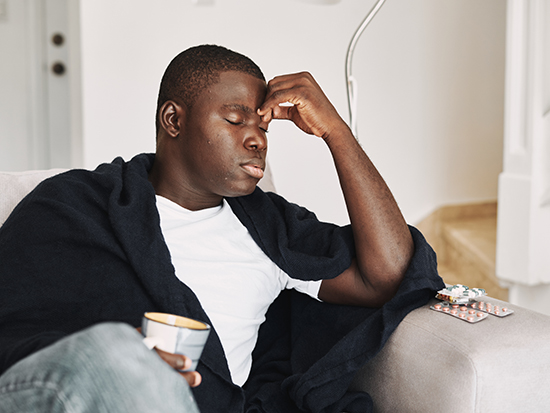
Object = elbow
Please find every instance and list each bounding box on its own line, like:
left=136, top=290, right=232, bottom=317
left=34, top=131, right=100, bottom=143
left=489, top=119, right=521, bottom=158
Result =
left=364, top=246, right=414, bottom=307
left=369, top=274, right=404, bottom=307
left=365, top=272, right=404, bottom=308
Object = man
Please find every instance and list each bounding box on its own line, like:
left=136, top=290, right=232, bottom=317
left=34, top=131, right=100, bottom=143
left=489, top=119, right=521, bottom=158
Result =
left=0, top=45, right=443, bottom=412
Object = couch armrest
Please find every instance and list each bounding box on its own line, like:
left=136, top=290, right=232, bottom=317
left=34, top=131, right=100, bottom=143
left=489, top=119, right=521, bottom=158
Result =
left=350, top=297, right=550, bottom=412
left=0, top=169, right=66, bottom=226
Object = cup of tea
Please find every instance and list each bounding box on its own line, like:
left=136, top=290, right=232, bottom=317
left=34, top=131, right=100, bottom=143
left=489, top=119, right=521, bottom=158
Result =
left=141, top=312, right=211, bottom=371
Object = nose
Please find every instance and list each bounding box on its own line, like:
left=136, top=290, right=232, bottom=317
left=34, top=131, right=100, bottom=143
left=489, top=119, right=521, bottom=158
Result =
left=244, top=128, right=267, bottom=152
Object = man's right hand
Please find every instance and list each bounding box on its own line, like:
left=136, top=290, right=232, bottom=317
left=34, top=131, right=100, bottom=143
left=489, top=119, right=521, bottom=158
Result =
left=154, top=347, right=202, bottom=387
left=137, top=327, right=202, bottom=388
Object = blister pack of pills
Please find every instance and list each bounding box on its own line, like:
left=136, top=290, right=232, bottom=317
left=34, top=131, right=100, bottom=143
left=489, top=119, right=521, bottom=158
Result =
left=430, top=302, right=488, bottom=323
left=436, top=284, right=486, bottom=304
left=467, top=301, right=514, bottom=317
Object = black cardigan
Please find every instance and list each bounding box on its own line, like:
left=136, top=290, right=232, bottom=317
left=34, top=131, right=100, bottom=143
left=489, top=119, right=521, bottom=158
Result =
left=0, top=153, right=444, bottom=412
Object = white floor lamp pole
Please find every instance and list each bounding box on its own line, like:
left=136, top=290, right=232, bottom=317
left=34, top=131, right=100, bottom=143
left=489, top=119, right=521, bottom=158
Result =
left=345, top=0, right=388, bottom=137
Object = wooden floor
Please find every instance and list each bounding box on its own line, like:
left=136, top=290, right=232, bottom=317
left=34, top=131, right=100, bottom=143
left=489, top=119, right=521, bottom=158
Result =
left=417, top=201, right=508, bottom=301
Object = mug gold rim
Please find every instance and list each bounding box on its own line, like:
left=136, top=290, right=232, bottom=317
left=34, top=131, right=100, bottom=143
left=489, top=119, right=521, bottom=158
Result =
left=144, top=312, right=210, bottom=331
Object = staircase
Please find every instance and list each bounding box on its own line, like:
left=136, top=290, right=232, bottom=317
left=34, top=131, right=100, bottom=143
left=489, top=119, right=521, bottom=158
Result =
left=417, top=201, right=508, bottom=301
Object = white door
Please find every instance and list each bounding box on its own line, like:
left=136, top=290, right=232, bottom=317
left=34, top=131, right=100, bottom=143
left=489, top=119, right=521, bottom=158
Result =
left=496, top=0, right=550, bottom=314
left=0, top=0, right=76, bottom=171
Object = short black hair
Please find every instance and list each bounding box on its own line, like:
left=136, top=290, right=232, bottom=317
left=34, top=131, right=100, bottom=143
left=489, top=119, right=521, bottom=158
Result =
left=155, top=44, right=265, bottom=135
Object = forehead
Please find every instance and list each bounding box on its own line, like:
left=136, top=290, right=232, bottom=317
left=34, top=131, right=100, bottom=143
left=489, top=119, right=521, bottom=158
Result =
left=196, top=71, right=267, bottom=111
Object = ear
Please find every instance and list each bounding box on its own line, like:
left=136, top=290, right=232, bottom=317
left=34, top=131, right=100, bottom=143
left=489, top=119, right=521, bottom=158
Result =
left=159, top=100, right=185, bottom=138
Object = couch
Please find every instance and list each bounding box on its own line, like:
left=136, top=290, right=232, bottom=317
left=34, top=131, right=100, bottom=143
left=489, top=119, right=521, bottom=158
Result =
left=2, top=168, right=550, bottom=413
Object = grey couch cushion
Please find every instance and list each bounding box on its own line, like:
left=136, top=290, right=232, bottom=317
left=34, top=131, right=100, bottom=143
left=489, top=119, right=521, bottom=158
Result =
left=350, top=296, right=550, bottom=412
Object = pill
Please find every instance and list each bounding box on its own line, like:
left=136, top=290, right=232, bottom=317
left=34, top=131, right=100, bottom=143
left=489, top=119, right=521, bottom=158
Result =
left=468, top=309, right=475, bottom=314
left=502, top=308, right=508, bottom=312
left=471, top=303, right=477, bottom=308
left=452, top=304, right=459, bottom=309
left=434, top=304, right=442, bottom=310
left=443, top=307, right=450, bottom=312
left=467, top=316, right=474, bottom=321
left=459, top=313, right=466, bottom=319
left=451, top=309, right=458, bottom=315
left=460, top=307, right=468, bottom=312
left=477, top=312, right=484, bottom=317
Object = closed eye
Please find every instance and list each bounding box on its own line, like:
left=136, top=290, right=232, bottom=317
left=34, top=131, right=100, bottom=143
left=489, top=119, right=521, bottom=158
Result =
left=227, top=119, right=268, bottom=134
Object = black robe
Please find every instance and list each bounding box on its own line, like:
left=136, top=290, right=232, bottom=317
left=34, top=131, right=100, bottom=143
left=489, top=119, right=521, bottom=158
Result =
left=0, top=153, right=444, bottom=412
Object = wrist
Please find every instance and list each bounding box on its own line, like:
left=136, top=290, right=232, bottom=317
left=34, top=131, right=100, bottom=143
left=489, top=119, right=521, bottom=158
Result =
left=323, top=124, right=355, bottom=148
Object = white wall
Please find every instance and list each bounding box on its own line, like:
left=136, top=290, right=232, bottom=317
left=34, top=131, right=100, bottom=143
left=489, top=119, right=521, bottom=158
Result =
left=78, top=0, right=506, bottom=225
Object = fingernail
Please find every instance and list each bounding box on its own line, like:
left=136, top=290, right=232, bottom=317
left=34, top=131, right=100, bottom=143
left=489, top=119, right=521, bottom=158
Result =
left=176, top=357, right=185, bottom=370
left=191, top=373, right=201, bottom=387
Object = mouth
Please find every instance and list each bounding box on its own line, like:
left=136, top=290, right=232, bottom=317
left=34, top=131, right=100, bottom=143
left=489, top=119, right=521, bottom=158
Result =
left=241, top=163, right=265, bottom=180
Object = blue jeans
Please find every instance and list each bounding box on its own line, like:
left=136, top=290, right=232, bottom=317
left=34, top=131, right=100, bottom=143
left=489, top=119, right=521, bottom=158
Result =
left=0, top=323, right=200, bottom=412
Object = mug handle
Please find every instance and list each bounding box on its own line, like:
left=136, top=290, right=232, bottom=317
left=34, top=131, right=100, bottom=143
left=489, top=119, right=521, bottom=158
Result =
left=142, top=336, right=165, bottom=350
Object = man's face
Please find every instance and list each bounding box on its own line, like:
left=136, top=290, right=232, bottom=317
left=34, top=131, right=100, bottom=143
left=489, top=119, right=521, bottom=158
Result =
left=177, top=71, right=269, bottom=201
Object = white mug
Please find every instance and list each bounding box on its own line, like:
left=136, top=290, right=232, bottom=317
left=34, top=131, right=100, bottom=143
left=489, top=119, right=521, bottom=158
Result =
left=141, top=312, right=211, bottom=371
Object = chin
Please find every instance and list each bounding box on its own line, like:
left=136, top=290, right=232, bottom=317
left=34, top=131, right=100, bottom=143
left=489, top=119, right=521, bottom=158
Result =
left=224, top=181, right=258, bottom=198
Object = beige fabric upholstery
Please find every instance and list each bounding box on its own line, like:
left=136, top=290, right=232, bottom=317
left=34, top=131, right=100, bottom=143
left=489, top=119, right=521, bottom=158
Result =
left=0, top=169, right=66, bottom=226
left=350, top=296, right=550, bottom=412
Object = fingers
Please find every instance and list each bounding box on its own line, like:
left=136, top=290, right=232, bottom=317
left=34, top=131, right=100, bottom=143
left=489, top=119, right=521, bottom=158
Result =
left=258, top=104, right=291, bottom=124
left=154, top=348, right=202, bottom=388
left=258, top=72, right=316, bottom=120
left=138, top=327, right=202, bottom=388
left=155, top=348, right=191, bottom=370
left=178, top=370, right=202, bottom=388
left=258, top=72, right=345, bottom=139
left=265, top=72, right=319, bottom=98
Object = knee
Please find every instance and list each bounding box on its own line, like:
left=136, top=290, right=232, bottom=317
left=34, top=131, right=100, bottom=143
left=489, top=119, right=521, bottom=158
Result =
left=62, top=322, right=148, bottom=370
left=8, top=322, right=147, bottom=381
left=0, top=323, right=198, bottom=412
left=75, top=321, right=141, bottom=350
left=0, top=322, right=147, bottom=404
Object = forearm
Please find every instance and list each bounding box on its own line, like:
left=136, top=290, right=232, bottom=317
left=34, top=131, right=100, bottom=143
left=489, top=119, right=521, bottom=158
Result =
left=258, top=71, right=413, bottom=305
left=324, top=126, right=414, bottom=299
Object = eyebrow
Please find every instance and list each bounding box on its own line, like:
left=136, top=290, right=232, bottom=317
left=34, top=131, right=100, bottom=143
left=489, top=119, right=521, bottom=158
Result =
left=222, top=104, right=255, bottom=114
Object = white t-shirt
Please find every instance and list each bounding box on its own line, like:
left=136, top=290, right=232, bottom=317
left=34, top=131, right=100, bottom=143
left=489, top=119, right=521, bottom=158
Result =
left=156, top=196, right=321, bottom=386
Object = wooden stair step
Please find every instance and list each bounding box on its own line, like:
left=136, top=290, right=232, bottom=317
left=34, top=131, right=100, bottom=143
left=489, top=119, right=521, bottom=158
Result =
left=442, top=216, right=497, bottom=277
left=437, top=264, right=464, bottom=286
left=441, top=215, right=508, bottom=301
left=417, top=202, right=508, bottom=301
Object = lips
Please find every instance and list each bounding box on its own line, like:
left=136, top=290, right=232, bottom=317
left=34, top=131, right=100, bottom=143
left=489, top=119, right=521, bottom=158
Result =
left=241, top=163, right=265, bottom=180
